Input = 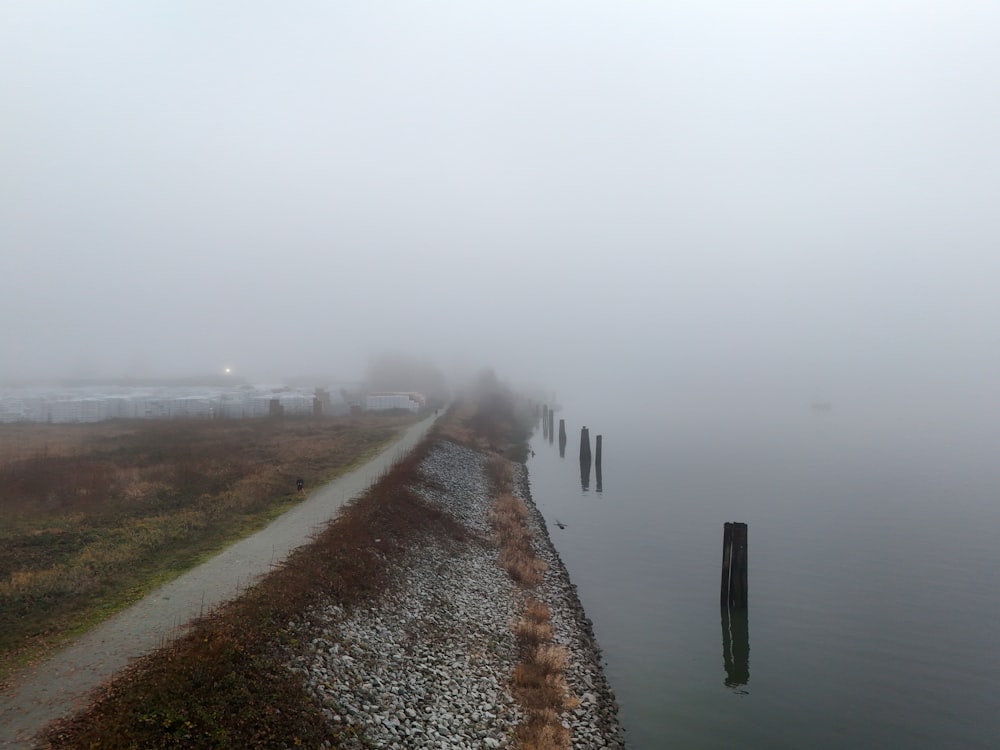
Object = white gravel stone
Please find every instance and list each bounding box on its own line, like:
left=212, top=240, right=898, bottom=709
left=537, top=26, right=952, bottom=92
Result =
left=284, top=440, right=625, bottom=749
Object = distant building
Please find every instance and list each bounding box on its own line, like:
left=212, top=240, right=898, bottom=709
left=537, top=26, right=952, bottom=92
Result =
left=364, top=392, right=424, bottom=412
left=0, top=383, right=351, bottom=424
left=49, top=398, right=105, bottom=423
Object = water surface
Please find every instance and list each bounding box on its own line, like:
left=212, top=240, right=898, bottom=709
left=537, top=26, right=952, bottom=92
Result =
left=528, top=397, right=1000, bottom=749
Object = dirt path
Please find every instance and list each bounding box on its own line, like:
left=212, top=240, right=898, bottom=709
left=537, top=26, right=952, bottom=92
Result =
left=0, top=412, right=441, bottom=749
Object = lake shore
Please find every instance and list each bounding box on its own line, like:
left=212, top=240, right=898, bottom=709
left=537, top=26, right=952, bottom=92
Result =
left=285, top=439, right=625, bottom=748
left=4, top=422, right=625, bottom=748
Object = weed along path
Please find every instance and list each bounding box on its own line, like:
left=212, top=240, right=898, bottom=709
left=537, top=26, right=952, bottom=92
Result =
left=0, top=411, right=442, bottom=749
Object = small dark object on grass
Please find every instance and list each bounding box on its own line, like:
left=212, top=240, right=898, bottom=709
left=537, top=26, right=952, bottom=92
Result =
left=296, top=478, right=304, bottom=492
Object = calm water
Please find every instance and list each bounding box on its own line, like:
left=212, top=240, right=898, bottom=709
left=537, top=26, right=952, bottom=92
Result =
left=527, top=396, right=1000, bottom=749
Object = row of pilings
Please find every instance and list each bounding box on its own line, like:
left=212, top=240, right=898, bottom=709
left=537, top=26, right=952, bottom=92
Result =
left=539, top=403, right=603, bottom=492
left=536, top=401, right=749, bottom=690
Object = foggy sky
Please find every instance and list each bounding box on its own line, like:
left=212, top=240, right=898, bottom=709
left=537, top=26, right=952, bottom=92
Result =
left=3, top=2, right=998, bottom=408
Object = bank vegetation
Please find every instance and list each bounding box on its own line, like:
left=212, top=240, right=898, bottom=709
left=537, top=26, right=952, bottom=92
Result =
left=6, top=375, right=578, bottom=749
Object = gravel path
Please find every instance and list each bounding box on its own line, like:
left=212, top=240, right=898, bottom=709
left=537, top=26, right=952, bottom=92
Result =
left=0, top=413, right=441, bottom=749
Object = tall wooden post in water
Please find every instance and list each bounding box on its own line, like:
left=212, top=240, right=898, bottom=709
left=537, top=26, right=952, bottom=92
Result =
left=720, top=522, right=748, bottom=610
left=720, top=522, right=749, bottom=688
left=558, top=419, right=566, bottom=455
left=579, top=427, right=592, bottom=491
left=595, top=435, right=603, bottom=492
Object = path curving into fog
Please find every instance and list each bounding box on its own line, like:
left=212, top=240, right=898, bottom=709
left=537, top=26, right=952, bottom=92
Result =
left=0, top=412, right=442, bottom=749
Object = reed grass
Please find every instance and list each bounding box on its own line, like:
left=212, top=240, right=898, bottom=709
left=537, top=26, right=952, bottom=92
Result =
left=488, top=457, right=576, bottom=749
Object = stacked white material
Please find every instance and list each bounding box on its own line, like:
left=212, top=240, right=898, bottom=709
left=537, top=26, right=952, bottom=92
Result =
left=365, top=393, right=420, bottom=412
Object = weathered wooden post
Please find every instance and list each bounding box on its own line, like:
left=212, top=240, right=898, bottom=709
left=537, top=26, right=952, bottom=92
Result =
left=549, top=411, right=555, bottom=444
left=595, top=434, right=603, bottom=492
left=720, top=523, right=734, bottom=608
left=558, top=418, right=566, bottom=456
left=720, top=522, right=749, bottom=687
left=731, top=522, right=748, bottom=610
left=541, top=404, right=549, bottom=439
left=720, top=522, right=748, bottom=610
left=579, top=427, right=592, bottom=490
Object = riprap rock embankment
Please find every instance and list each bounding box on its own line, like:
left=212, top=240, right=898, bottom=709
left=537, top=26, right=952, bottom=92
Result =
left=286, top=440, right=625, bottom=749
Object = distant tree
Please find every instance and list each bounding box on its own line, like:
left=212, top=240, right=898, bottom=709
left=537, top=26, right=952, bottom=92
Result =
left=362, top=353, right=450, bottom=407
left=465, top=368, right=534, bottom=453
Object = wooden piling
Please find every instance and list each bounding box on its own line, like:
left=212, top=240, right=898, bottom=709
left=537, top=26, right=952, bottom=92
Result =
left=720, top=522, right=748, bottom=610
left=730, top=522, right=748, bottom=610
left=720, top=523, right=734, bottom=608
left=595, top=434, right=602, bottom=470
left=579, top=426, right=592, bottom=490
left=549, top=412, right=555, bottom=443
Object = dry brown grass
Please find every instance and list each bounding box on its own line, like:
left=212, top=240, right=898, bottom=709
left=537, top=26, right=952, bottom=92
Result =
left=38, top=429, right=468, bottom=749
left=491, top=494, right=547, bottom=586
left=433, top=400, right=491, bottom=451
left=22, top=390, right=548, bottom=749
left=511, top=601, right=577, bottom=749
left=435, top=419, right=486, bottom=450
left=514, top=598, right=555, bottom=658
left=488, top=458, right=575, bottom=750
left=500, top=547, right=548, bottom=588
left=433, top=392, right=533, bottom=462
left=486, top=455, right=512, bottom=494
left=517, top=709, right=571, bottom=750
left=0, top=412, right=417, bottom=677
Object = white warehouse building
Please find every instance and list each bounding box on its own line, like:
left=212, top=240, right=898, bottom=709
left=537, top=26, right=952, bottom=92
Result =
left=365, top=393, right=424, bottom=412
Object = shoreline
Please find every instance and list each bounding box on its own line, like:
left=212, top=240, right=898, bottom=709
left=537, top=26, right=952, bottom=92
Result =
left=3, top=428, right=624, bottom=748
left=0, top=415, right=442, bottom=749
left=285, top=439, right=624, bottom=748
left=513, top=461, right=624, bottom=747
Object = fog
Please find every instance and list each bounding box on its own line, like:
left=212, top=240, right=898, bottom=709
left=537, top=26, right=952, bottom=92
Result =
left=3, top=2, right=998, bottom=415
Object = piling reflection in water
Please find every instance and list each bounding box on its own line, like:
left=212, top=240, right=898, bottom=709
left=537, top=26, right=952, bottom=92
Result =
left=721, top=606, right=750, bottom=691
left=595, top=462, right=603, bottom=493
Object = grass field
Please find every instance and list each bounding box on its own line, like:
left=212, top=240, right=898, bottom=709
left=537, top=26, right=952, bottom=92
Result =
left=0, top=412, right=418, bottom=678
left=5, top=386, right=545, bottom=750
